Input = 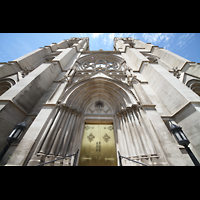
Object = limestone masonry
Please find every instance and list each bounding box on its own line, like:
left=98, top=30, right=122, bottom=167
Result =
left=0, top=37, right=200, bottom=166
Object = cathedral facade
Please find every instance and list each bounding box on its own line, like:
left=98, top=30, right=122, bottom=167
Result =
left=0, top=37, right=200, bottom=166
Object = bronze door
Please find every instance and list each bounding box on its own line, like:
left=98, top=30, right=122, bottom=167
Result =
left=78, top=124, right=117, bottom=166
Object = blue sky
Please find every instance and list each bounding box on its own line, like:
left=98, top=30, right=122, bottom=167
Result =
left=0, top=33, right=200, bottom=63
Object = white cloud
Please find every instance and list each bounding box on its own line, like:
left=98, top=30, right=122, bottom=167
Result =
left=164, top=43, right=170, bottom=50
left=177, top=33, right=195, bottom=49
left=142, top=33, right=174, bottom=44
left=108, top=33, right=115, bottom=46
left=142, top=33, right=195, bottom=49
left=92, top=33, right=103, bottom=38
left=165, top=36, right=170, bottom=41
left=103, top=36, right=108, bottom=45
left=142, top=33, right=161, bottom=43
left=101, top=33, right=115, bottom=48
left=109, top=33, right=115, bottom=40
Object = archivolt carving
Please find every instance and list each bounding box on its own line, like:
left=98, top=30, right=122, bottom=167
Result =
left=59, top=77, right=138, bottom=113
left=54, top=53, right=140, bottom=115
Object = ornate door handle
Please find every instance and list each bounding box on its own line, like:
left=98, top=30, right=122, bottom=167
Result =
left=105, top=157, right=115, bottom=161
left=99, top=142, right=101, bottom=152
left=96, top=142, right=98, bottom=152
left=81, top=157, right=92, bottom=161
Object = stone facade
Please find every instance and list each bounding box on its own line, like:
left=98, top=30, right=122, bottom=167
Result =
left=0, top=37, right=200, bottom=166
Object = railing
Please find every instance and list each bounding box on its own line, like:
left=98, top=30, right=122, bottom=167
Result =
left=35, top=150, right=149, bottom=166
left=35, top=149, right=79, bottom=166
left=118, top=151, right=149, bottom=166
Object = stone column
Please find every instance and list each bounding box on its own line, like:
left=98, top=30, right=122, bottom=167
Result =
left=64, top=110, right=78, bottom=156
left=68, top=111, right=82, bottom=156
left=72, top=115, right=85, bottom=166
left=137, top=107, right=157, bottom=156
left=122, top=110, right=137, bottom=157
left=113, top=115, right=120, bottom=157
left=136, top=107, right=170, bottom=166
left=55, top=109, right=73, bottom=155
left=63, top=110, right=78, bottom=155
left=116, top=112, right=129, bottom=158
left=134, top=106, right=155, bottom=156
left=128, top=107, right=146, bottom=157
left=59, top=109, right=77, bottom=157
left=34, top=105, right=60, bottom=154
left=26, top=106, right=60, bottom=166
left=75, top=116, right=85, bottom=153
left=39, top=104, right=67, bottom=155
left=120, top=111, right=131, bottom=156
left=49, top=106, right=70, bottom=156
left=126, top=107, right=142, bottom=157
left=120, top=111, right=134, bottom=157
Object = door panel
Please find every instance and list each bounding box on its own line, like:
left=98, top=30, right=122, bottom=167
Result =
left=79, top=124, right=99, bottom=166
left=79, top=124, right=117, bottom=166
left=99, top=124, right=117, bottom=166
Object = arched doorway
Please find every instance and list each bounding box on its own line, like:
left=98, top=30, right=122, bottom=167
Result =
left=60, top=76, right=138, bottom=166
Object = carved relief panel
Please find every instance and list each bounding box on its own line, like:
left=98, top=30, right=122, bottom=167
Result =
left=85, top=100, right=113, bottom=115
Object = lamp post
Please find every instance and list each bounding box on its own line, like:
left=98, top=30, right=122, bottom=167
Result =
left=169, top=120, right=200, bottom=166
left=0, top=119, right=27, bottom=161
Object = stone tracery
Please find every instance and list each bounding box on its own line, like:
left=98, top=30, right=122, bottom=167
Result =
left=70, top=53, right=140, bottom=88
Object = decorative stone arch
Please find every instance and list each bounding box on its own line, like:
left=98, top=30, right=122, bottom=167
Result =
left=186, top=79, right=200, bottom=96
left=0, top=78, right=16, bottom=96
left=59, top=76, right=138, bottom=114
left=28, top=76, right=139, bottom=164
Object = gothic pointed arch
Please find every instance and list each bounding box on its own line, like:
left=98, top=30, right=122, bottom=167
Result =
left=59, top=76, right=139, bottom=114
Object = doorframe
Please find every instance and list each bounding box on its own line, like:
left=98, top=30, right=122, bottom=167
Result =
left=76, top=115, right=119, bottom=166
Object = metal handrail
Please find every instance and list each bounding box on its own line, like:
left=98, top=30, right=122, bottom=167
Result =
left=35, top=149, right=79, bottom=166
left=118, top=151, right=149, bottom=166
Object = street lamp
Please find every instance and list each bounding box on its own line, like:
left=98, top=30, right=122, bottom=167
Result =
left=169, top=120, right=200, bottom=166
left=0, top=119, right=27, bottom=161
